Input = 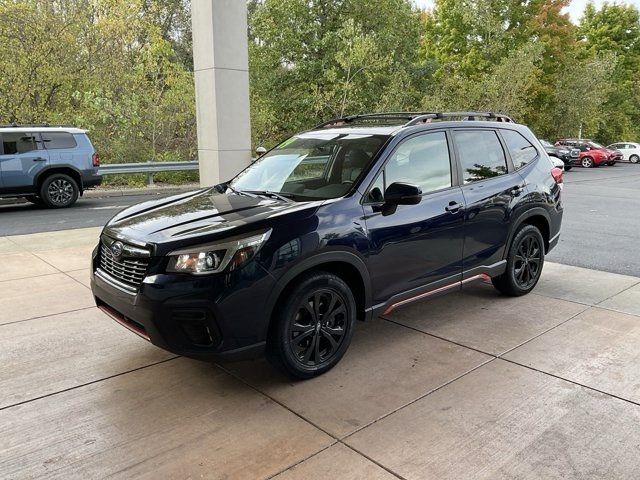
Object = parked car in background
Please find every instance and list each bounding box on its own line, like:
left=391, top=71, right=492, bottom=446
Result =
left=92, top=111, right=563, bottom=379
left=556, top=139, right=621, bottom=167
left=0, top=124, right=101, bottom=208
left=539, top=139, right=578, bottom=170
left=607, top=142, right=640, bottom=163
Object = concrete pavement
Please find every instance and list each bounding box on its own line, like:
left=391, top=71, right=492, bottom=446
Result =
left=2, top=227, right=640, bottom=479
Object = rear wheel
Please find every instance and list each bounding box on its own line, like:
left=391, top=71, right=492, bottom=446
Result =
left=267, top=272, right=356, bottom=379
left=40, top=174, right=79, bottom=208
left=564, top=165, right=572, bottom=171
left=630, top=155, right=639, bottom=164
left=492, top=225, right=545, bottom=297
left=581, top=157, right=594, bottom=168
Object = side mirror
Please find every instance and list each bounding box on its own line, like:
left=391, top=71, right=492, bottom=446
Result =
left=384, top=182, right=422, bottom=205
left=255, top=146, right=267, bottom=159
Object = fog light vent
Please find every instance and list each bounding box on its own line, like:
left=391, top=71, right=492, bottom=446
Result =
left=172, top=310, right=215, bottom=347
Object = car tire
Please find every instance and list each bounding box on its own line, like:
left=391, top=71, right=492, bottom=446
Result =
left=267, top=271, right=356, bottom=379
left=581, top=157, right=594, bottom=168
left=630, top=155, right=639, bottom=164
left=607, top=161, right=616, bottom=166
left=491, top=224, right=545, bottom=297
left=564, top=166, right=572, bottom=171
left=40, top=174, right=79, bottom=208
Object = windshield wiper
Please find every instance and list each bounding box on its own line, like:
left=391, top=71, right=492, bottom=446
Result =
left=245, top=190, right=294, bottom=203
left=225, top=184, right=259, bottom=198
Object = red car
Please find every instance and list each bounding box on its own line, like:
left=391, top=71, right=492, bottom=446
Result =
left=555, top=139, right=622, bottom=168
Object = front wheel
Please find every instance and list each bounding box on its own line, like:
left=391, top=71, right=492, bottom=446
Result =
left=564, top=165, right=572, bottom=171
left=607, top=161, right=616, bottom=166
left=581, top=157, right=594, bottom=168
left=492, top=225, right=545, bottom=297
left=630, top=155, right=639, bottom=164
left=40, top=174, right=79, bottom=208
left=267, top=272, right=356, bottom=379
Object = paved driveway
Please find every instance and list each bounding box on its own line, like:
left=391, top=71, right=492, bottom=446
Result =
left=2, top=228, right=640, bottom=479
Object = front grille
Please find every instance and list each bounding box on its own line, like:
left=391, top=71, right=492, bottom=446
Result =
left=98, top=238, right=150, bottom=291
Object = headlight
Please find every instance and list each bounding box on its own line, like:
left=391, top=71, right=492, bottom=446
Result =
left=166, top=229, right=271, bottom=274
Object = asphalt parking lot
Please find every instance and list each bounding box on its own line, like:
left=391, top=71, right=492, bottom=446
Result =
left=547, top=162, right=640, bottom=276
left=2, top=163, right=640, bottom=479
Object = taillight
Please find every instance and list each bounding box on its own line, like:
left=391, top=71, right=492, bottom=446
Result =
left=551, top=167, right=563, bottom=186
left=92, top=152, right=100, bottom=167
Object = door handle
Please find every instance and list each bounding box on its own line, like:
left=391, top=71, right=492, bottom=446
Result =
left=445, top=201, right=463, bottom=213
left=32, top=157, right=46, bottom=162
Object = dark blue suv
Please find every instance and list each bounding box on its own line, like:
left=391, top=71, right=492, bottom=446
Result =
left=91, top=112, right=563, bottom=378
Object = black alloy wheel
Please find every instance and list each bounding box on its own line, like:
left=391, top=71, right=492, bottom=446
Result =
left=513, top=234, right=543, bottom=290
left=268, top=272, right=356, bottom=379
left=492, top=224, right=545, bottom=296
left=289, top=288, right=347, bottom=366
left=40, top=174, right=79, bottom=208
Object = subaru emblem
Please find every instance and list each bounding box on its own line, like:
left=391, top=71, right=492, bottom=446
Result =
left=111, top=241, right=124, bottom=259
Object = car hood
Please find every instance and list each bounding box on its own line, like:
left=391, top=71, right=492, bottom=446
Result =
left=104, top=188, right=320, bottom=245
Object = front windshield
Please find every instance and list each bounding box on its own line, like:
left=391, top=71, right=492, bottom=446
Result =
left=540, top=139, right=552, bottom=147
left=229, top=133, right=388, bottom=201
left=589, top=141, right=604, bottom=149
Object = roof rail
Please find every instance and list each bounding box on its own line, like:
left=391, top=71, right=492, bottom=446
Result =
left=0, top=123, right=77, bottom=128
left=314, top=112, right=437, bottom=129
left=313, top=111, right=513, bottom=130
left=404, top=112, right=513, bottom=126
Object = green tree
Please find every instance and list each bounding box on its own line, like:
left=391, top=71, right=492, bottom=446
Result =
left=579, top=2, right=640, bottom=141
left=0, top=0, right=196, bottom=186
left=248, top=0, right=425, bottom=147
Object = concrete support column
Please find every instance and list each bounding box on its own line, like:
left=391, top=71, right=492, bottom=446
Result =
left=192, top=0, right=252, bottom=186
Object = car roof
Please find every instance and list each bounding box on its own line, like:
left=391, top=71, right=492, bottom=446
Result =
left=304, top=120, right=529, bottom=138
left=0, top=126, right=86, bottom=134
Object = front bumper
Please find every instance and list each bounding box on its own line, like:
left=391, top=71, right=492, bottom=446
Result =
left=90, top=246, right=276, bottom=361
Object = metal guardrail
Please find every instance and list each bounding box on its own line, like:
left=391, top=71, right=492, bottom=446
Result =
left=98, top=161, right=199, bottom=185
left=98, top=161, right=198, bottom=175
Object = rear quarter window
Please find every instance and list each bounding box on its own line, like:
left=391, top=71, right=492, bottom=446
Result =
left=40, top=132, right=77, bottom=149
left=501, top=129, right=538, bottom=168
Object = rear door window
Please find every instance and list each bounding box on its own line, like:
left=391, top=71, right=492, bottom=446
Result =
left=500, top=129, right=538, bottom=168
left=40, top=132, right=77, bottom=149
left=453, top=130, right=508, bottom=184
left=1, top=132, right=38, bottom=155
